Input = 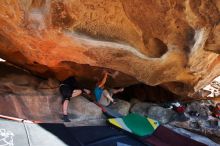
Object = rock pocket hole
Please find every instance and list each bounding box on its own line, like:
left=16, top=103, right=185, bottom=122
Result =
left=146, top=38, right=168, bottom=58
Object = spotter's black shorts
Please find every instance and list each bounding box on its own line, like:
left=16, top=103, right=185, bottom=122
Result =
left=59, top=84, right=74, bottom=102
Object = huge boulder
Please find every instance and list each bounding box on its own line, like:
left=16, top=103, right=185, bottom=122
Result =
left=68, top=96, right=103, bottom=120
left=107, top=99, right=131, bottom=116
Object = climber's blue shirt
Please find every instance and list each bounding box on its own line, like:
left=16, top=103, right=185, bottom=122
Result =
left=94, top=87, right=104, bottom=102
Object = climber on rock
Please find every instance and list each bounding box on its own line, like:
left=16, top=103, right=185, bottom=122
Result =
left=94, top=70, right=124, bottom=106
left=59, top=76, right=90, bottom=122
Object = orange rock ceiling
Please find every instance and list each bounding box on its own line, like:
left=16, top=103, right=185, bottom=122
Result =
left=0, top=0, right=220, bottom=96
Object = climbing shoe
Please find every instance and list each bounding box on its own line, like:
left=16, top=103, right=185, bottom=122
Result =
left=62, top=115, right=71, bottom=122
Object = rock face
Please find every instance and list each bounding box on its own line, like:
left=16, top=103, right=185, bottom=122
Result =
left=130, top=102, right=176, bottom=124
left=185, top=101, right=210, bottom=120
left=107, top=99, right=131, bottom=116
left=0, top=0, right=220, bottom=96
left=0, top=62, right=104, bottom=123
left=0, top=76, right=61, bottom=122
left=68, top=96, right=103, bottom=120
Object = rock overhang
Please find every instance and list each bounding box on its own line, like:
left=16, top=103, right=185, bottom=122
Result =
left=0, top=0, right=220, bottom=97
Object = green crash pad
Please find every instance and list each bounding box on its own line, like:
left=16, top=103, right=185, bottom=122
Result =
left=108, top=113, right=159, bottom=137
